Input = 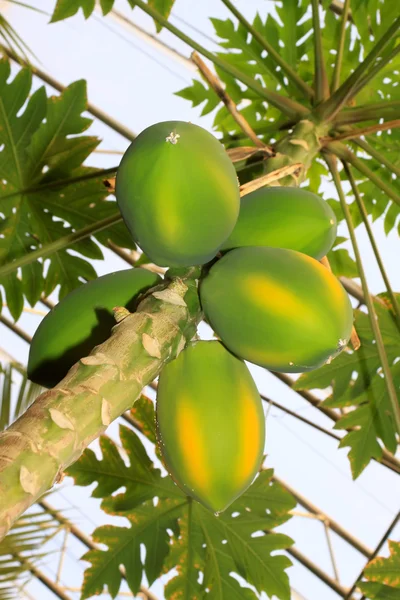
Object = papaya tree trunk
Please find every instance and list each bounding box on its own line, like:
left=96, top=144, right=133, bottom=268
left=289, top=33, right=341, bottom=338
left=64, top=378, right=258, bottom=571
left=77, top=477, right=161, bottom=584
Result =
left=0, top=121, right=325, bottom=541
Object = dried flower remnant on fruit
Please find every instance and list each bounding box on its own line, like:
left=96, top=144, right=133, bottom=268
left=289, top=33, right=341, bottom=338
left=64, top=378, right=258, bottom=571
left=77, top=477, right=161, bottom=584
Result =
left=166, top=132, right=180, bottom=144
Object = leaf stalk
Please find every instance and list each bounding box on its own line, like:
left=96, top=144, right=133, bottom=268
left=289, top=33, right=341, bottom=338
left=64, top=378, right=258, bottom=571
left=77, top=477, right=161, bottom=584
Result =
left=326, top=156, right=400, bottom=437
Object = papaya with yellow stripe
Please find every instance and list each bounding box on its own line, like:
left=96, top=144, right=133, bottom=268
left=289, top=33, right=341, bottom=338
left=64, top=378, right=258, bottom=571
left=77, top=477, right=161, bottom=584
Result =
left=200, top=247, right=353, bottom=373
left=221, top=186, right=337, bottom=259
left=156, top=341, right=265, bottom=513
left=28, top=268, right=161, bottom=388
left=115, top=121, right=240, bottom=267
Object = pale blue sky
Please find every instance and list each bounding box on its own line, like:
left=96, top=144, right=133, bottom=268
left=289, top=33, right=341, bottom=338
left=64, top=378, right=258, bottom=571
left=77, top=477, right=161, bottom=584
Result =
left=1, top=1, right=399, bottom=599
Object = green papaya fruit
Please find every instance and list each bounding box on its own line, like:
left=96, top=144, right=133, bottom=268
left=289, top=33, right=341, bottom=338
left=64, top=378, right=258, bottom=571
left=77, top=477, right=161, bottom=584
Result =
left=200, top=247, right=353, bottom=373
left=28, top=268, right=161, bottom=388
left=115, top=121, right=240, bottom=267
left=156, top=341, right=265, bottom=513
left=221, top=186, right=337, bottom=259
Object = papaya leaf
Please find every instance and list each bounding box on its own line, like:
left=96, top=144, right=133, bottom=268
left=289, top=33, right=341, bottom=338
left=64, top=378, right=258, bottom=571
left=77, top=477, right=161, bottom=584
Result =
left=175, top=79, right=221, bottom=117
left=0, top=60, right=134, bottom=320
left=358, top=582, right=400, bottom=600
left=129, top=394, right=158, bottom=444
left=364, top=540, right=400, bottom=588
left=294, top=296, right=400, bottom=478
left=68, top=425, right=295, bottom=599
left=81, top=498, right=186, bottom=599
left=327, top=248, right=358, bottom=278
left=358, top=540, right=400, bottom=599
left=66, top=425, right=180, bottom=510
left=51, top=0, right=176, bottom=31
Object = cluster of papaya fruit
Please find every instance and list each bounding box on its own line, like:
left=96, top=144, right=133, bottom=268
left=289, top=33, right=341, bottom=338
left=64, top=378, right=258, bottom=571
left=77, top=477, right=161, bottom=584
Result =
left=28, top=121, right=353, bottom=512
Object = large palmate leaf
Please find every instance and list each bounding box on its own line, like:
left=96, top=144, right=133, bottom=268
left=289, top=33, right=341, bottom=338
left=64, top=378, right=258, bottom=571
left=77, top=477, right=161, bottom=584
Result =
left=177, top=1, right=312, bottom=133
left=294, top=295, right=400, bottom=478
left=176, top=0, right=400, bottom=229
left=358, top=540, right=400, bottom=599
left=67, top=397, right=295, bottom=599
left=51, top=0, right=176, bottom=32
left=0, top=60, right=134, bottom=321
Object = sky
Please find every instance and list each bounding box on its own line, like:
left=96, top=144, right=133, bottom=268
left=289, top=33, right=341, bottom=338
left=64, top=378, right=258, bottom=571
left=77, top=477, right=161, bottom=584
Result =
left=0, top=1, right=399, bottom=599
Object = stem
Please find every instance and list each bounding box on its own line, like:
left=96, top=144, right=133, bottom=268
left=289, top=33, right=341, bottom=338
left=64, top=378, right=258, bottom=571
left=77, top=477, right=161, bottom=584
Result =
left=0, top=166, right=118, bottom=202
left=315, top=16, right=400, bottom=121
left=0, top=213, right=123, bottom=279
left=0, top=315, right=32, bottom=344
left=331, top=0, right=351, bottom=92
left=0, top=269, right=203, bottom=540
left=335, top=101, right=400, bottom=125
left=3, top=305, right=399, bottom=482
left=220, top=0, right=314, bottom=100
left=335, top=101, right=400, bottom=126
left=311, top=0, right=330, bottom=103
left=351, top=44, right=400, bottom=100
left=326, top=156, right=400, bottom=436
left=328, top=141, right=400, bottom=208
left=323, top=119, right=400, bottom=143
left=343, top=162, right=400, bottom=332
left=354, top=138, right=400, bottom=179
left=265, top=118, right=328, bottom=182
left=130, top=0, right=308, bottom=120
left=191, top=51, right=272, bottom=152
left=239, top=163, right=303, bottom=195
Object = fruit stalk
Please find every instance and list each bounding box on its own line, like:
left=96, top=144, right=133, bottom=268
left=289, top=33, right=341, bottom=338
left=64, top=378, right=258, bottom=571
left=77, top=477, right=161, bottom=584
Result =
left=0, top=268, right=202, bottom=541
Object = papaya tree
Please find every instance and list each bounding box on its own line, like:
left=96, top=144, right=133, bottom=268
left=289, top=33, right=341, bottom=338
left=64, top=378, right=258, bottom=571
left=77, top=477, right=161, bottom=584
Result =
left=0, top=0, right=399, bottom=598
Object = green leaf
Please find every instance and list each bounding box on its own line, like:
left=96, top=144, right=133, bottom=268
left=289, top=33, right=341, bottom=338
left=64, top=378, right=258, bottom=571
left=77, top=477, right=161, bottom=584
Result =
left=294, top=297, right=400, bottom=477
left=72, top=426, right=295, bottom=599
left=0, top=60, right=134, bottom=318
left=81, top=498, right=185, bottom=598
left=146, top=0, right=175, bottom=32
left=176, top=5, right=312, bottom=144
left=358, top=581, right=400, bottom=600
left=51, top=0, right=95, bottom=21
left=164, top=503, right=205, bottom=600
left=166, top=472, right=295, bottom=600
left=364, top=540, right=400, bottom=588
left=2, top=274, right=23, bottom=321
left=327, top=248, right=358, bottom=278
left=66, top=425, right=180, bottom=511
left=51, top=0, right=176, bottom=30
left=175, top=79, right=221, bottom=116
left=129, top=395, right=158, bottom=444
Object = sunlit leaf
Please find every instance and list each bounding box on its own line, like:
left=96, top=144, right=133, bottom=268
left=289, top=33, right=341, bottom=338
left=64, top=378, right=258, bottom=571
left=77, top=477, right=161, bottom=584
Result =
left=0, top=60, right=134, bottom=319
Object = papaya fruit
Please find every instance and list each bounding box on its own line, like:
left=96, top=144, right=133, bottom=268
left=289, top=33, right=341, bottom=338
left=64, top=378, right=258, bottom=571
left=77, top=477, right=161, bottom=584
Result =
left=200, top=247, right=353, bottom=373
left=115, top=121, right=240, bottom=267
left=28, top=268, right=161, bottom=388
left=156, top=341, right=265, bottom=513
left=221, top=186, right=337, bottom=259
